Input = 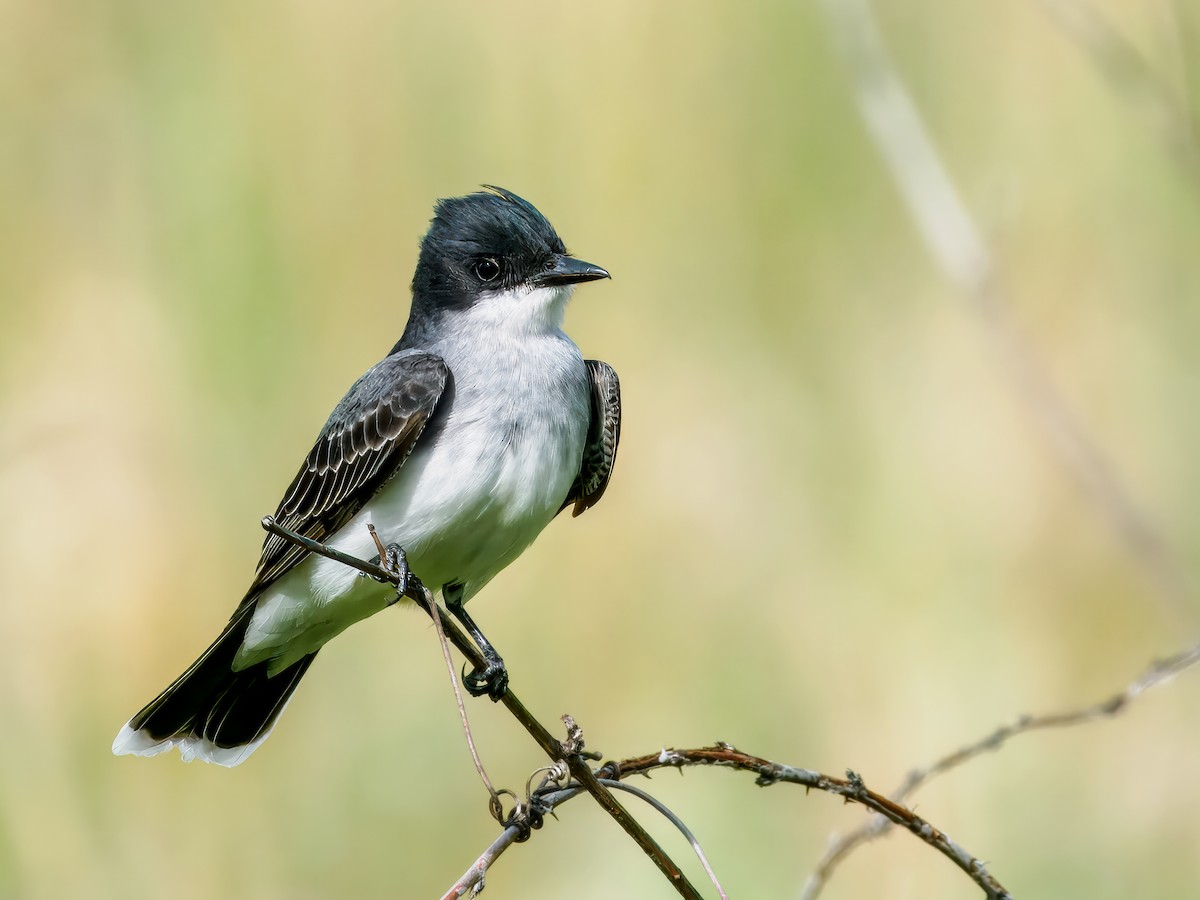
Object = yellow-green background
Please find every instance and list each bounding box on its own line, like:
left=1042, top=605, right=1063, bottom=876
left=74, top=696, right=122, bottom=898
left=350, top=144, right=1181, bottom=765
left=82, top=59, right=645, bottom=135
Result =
left=2, top=1, right=1198, bottom=897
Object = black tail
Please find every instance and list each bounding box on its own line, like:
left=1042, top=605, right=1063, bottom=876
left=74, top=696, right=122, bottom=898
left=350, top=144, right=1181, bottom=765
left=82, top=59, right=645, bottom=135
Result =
left=113, top=602, right=316, bottom=766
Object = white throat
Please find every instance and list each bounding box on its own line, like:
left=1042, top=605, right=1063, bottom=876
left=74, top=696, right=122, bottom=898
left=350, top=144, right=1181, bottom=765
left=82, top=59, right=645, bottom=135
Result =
left=458, top=284, right=575, bottom=339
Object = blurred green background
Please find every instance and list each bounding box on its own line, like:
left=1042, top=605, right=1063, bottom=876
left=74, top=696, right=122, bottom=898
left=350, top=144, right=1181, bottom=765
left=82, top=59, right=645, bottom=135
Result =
left=2, top=0, right=1199, bottom=897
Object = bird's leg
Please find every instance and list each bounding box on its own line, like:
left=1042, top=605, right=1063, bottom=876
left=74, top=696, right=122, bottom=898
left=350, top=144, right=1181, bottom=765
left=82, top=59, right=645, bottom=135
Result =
left=444, top=582, right=508, bottom=700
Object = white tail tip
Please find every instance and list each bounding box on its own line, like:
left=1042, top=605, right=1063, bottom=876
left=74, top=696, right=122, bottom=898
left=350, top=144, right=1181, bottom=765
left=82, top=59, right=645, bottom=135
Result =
left=112, top=722, right=267, bottom=768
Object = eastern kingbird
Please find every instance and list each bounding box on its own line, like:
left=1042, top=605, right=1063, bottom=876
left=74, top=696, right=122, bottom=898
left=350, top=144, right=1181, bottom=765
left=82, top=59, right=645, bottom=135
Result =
left=113, top=186, right=621, bottom=766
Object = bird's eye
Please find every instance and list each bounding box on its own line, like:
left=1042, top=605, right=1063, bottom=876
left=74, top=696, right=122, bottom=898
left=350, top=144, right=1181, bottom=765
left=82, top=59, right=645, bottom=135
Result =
left=473, top=258, right=500, bottom=282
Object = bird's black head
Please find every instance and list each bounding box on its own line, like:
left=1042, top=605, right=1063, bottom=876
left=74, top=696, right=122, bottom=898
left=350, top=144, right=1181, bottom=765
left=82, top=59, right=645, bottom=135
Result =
left=408, top=186, right=609, bottom=315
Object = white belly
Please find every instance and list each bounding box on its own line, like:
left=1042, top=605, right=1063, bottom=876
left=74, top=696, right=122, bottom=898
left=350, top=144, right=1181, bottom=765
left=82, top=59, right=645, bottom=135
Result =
left=238, top=336, right=589, bottom=673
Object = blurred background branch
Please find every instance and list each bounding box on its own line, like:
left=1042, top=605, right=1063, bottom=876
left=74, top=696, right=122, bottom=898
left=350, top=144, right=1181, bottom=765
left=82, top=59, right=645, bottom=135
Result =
left=1037, top=0, right=1200, bottom=187
left=824, top=0, right=1198, bottom=624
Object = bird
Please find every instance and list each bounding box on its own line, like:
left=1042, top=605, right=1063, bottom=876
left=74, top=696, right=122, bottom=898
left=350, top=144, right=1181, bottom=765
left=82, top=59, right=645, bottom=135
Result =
left=112, top=186, right=621, bottom=767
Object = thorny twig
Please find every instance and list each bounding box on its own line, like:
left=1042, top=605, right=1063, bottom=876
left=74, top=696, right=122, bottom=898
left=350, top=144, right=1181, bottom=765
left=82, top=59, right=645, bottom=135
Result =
left=447, top=745, right=1013, bottom=900
left=799, top=642, right=1200, bottom=899
left=609, top=747, right=1013, bottom=900
left=602, top=749, right=1011, bottom=898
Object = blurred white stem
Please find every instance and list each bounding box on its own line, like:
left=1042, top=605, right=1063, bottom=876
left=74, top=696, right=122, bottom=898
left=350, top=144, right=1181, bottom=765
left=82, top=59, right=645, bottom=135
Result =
left=828, top=0, right=991, bottom=292
left=824, top=0, right=1197, bottom=621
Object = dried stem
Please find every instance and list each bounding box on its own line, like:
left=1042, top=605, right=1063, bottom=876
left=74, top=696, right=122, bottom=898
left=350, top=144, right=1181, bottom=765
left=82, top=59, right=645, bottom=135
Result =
left=364, top=523, right=501, bottom=814
left=440, top=823, right=525, bottom=899
left=597, top=778, right=730, bottom=900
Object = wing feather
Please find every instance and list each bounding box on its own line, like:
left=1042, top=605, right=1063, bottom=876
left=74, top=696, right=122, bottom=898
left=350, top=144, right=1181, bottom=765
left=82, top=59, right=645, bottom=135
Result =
left=561, top=360, right=621, bottom=517
left=244, top=350, right=450, bottom=596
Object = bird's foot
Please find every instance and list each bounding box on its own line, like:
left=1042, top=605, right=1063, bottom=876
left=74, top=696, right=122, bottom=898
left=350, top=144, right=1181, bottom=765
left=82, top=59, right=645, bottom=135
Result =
left=360, top=541, right=412, bottom=605
left=463, top=651, right=509, bottom=701
left=380, top=543, right=409, bottom=586
left=445, top=582, right=508, bottom=700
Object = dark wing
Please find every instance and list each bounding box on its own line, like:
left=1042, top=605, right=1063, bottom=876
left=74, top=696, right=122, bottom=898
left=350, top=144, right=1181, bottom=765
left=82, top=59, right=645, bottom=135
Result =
left=246, top=350, right=450, bottom=596
left=562, top=359, right=621, bottom=517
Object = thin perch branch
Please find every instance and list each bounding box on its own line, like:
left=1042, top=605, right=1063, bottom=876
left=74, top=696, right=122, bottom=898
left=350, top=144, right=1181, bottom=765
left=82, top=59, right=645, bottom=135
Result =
left=259, top=516, right=706, bottom=900
left=603, top=746, right=1012, bottom=900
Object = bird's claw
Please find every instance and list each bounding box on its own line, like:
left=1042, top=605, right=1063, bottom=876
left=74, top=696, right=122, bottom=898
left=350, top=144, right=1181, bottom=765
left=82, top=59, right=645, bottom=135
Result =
left=359, top=542, right=411, bottom=605
left=382, top=544, right=409, bottom=588
left=462, top=655, right=508, bottom=701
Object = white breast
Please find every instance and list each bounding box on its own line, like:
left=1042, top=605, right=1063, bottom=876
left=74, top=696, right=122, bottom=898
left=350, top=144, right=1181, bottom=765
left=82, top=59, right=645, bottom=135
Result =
left=360, top=330, right=589, bottom=596
left=238, top=285, right=589, bottom=672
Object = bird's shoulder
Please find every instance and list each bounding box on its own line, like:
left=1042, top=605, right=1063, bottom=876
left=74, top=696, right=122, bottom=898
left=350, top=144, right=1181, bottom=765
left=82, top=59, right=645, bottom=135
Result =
left=325, top=350, right=450, bottom=430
